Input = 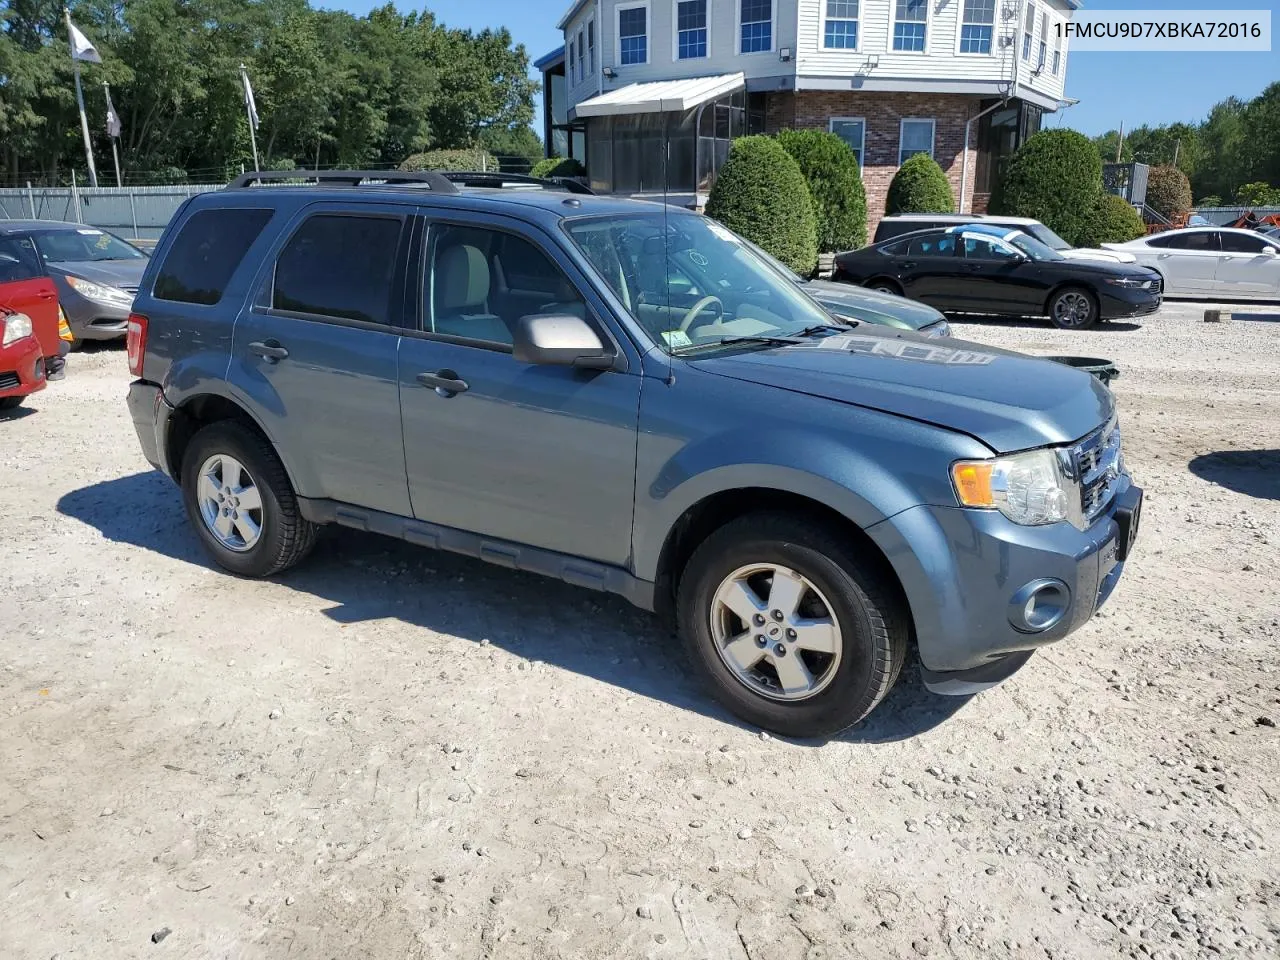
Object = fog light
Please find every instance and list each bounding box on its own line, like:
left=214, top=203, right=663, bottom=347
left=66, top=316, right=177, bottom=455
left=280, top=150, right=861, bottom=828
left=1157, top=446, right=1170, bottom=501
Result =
left=1008, top=579, right=1070, bottom=634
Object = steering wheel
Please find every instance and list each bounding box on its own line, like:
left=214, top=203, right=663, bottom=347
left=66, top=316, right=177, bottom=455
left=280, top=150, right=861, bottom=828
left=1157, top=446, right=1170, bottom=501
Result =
left=678, top=295, right=724, bottom=333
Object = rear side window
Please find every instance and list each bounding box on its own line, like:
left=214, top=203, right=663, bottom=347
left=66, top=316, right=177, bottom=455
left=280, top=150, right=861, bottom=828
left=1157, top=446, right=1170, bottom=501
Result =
left=906, top=234, right=957, bottom=257
left=154, top=208, right=272, bottom=305
left=1149, top=231, right=1219, bottom=251
left=273, top=214, right=403, bottom=325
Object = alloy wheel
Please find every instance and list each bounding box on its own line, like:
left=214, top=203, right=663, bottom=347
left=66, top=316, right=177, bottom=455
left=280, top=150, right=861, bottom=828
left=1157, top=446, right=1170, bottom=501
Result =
left=1053, top=291, right=1094, bottom=327
left=196, top=454, right=264, bottom=552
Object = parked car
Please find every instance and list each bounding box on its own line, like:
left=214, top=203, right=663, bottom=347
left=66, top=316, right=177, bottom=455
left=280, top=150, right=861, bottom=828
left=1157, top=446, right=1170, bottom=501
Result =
left=125, top=170, right=1142, bottom=738
left=0, top=235, right=66, bottom=409
left=741, top=238, right=951, bottom=338
left=835, top=224, right=1164, bottom=329
left=874, top=214, right=1138, bottom=264
left=0, top=221, right=148, bottom=344
left=0, top=305, right=50, bottom=411
left=1101, top=227, right=1280, bottom=301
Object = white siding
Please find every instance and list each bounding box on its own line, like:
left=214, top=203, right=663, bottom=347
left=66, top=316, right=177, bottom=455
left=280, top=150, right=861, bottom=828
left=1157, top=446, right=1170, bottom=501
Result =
left=567, top=0, right=799, bottom=110
left=564, top=5, right=601, bottom=106
left=1021, top=0, right=1070, bottom=102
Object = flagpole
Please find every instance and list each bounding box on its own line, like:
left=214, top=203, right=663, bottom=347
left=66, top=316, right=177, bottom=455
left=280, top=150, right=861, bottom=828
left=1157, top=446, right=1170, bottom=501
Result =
left=65, top=8, right=98, bottom=188
left=240, top=64, right=260, bottom=171
left=103, top=82, right=122, bottom=187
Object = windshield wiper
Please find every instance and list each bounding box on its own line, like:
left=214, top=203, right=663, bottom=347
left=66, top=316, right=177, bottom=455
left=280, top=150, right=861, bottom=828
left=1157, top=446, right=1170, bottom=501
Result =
left=796, top=321, right=858, bottom=336
left=714, top=334, right=804, bottom=347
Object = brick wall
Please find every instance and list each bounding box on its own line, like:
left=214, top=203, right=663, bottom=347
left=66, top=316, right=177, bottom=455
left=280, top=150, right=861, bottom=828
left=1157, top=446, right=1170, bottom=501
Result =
left=765, top=91, right=980, bottom=241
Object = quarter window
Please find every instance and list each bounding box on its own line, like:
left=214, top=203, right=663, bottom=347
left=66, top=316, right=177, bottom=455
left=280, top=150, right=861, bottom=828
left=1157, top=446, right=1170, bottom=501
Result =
left=677, top=0, right=708, bottom=58
left=740, top=0, right=772, bottom=53
left=618, top=4, right=648, bottom=65
left=960, top=0, right=994, bottom=54
left=154, top=208, right=272, bottom=306
left=272, top=214, right=402, bottom=325
left=893, top=0, right=927, bottom=52
left=823, top=0, right=859, bottom=50
left=899, top=118, right=936, bottom=166
left=828, top=118, right=865, bottom=167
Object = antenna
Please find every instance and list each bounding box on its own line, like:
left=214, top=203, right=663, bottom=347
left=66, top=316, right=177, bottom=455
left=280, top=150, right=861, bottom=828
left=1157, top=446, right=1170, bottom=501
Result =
left=662, top=112, right=674, bottom=386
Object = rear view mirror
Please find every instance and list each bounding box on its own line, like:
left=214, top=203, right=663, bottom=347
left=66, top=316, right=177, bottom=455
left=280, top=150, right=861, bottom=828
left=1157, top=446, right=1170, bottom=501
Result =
left=513, top=313, right=615, bottom=370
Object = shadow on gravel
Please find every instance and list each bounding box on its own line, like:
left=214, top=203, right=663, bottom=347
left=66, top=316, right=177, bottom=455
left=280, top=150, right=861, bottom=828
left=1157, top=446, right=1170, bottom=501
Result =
left=0, top=403, right=37, bottom=421
left=58, top=471, right=973, bottom=744
left=1188, top=450, right=1280, bottom=501
left=942, top=314, right=1144, bottom=333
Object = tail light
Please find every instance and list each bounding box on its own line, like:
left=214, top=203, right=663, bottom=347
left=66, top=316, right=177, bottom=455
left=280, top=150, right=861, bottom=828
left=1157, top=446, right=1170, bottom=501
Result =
left=126, top=313, right=148, bottom=377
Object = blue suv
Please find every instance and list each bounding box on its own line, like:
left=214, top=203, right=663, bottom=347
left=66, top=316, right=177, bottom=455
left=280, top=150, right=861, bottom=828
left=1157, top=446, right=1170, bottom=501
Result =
left=125, top=170, right=1143, bottom=737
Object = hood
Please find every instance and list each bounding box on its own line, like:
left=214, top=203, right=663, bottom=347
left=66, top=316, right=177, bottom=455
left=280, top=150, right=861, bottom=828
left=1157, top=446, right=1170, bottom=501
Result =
left=49, top=259, right=148, bottom=291
left=691, top=327, right=1113, bottom=454
left=800, top=278, right=948, bottom=332
left=1061, top=247, right=1137, bottom=263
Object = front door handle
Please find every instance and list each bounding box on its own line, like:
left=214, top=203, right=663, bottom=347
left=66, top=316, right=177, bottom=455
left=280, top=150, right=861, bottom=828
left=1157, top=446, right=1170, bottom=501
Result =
left=38, top=291, right=57, bottom=300
left=249, top=340, right=289, bottom=362
left=417, top=370, right=469, bottom=397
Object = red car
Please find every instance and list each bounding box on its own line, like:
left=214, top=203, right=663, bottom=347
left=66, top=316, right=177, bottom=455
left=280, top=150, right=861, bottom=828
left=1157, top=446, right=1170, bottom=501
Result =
left=1, top=234, right=63, bottom=411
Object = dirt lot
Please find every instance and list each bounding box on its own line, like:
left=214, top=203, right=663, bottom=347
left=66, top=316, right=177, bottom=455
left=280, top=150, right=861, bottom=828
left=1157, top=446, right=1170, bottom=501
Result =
left=1, top=302, right=1277, bottom=960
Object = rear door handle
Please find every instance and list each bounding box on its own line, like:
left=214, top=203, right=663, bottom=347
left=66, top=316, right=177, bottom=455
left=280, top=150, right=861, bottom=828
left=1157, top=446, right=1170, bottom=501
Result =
left=417, top=370, right=469, bottom=396
left=900, top=260, right=917, bottom=269
left=248, top=340, right=289, bottom=362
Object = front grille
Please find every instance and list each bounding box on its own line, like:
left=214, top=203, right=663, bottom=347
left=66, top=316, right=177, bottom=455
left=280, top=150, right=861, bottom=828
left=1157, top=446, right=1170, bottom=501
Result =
left=1073, top=419, right=1124, bottom=523
left=0, top=372, right=19, bottom=390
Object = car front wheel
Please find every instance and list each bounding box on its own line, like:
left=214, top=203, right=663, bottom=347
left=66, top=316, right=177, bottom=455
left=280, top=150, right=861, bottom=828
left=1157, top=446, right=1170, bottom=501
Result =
left=1048, top=287, right=1099, bottom=330
left=677, top=513, right=908, bottom=738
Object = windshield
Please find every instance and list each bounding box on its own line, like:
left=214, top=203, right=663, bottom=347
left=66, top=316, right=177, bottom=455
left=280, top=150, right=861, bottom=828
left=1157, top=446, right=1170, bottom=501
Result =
left=33, top=228, right=146, bottom=263
left=1024, top=224, right=1071, bottom=250
left=1010, top=232, right=1066, bottom=261
left=566, top=213, right=835, bottom=353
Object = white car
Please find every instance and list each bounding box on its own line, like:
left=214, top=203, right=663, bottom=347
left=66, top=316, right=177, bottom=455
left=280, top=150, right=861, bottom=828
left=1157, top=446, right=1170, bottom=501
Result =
left=1102, top=227, right=1280, bottom=301
left=873, top=214, right=1138, bottom=264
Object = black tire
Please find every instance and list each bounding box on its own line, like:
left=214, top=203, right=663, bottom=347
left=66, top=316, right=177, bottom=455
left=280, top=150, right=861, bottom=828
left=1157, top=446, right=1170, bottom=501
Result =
left=180, top=421, right=318, bottom=577
left=867, top=279, right=903, bottom=296
left=1047, top=286, right=1100, bottom=330
left=676, top=512, right=909, bottom=738
left=0, top=395, right=24, bottom=411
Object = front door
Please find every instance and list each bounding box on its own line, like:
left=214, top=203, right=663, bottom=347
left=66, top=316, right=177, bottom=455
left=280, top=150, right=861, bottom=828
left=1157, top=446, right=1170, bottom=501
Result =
left=229, top=203, right=414, bottom=517
left=0, top=235, right=60, bottom=356
left=397, top=213, right=641, bottom=566
left=1215, top=232, right=1280, bottom=297
left=954, top=233, right=1043, bottom=314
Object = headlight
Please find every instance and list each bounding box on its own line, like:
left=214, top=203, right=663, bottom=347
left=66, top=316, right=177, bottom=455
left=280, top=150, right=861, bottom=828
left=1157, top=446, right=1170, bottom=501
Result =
left=66, top=275, right=134, bottom=306
left=1, top=311, right=33, bottom=347
left=952, top=449, right=1077, bottom=526
left=1104, top=277, right=1148, bottom=288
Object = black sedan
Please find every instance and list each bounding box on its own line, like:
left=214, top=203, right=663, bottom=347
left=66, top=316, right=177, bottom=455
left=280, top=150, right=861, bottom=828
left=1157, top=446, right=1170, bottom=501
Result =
left=834, top=224, right=1164, bottom=329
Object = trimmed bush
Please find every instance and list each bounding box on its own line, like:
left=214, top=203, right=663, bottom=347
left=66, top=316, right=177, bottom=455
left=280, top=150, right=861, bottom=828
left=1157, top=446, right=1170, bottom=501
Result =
left=1146, top=165, right=1193, bottom=220
left=530, top=156, right=586, bottom=179
left=399, top=149, right=498, bottom=172
left=885, top=153, right=954, bottom=215
left=705, top=135, right=819, bottom=276
left=1084, top=193, right=1146, bottom=246
left=775, top=129, right=867, bottom=253
left=991, top=129, right=1102, bottom=247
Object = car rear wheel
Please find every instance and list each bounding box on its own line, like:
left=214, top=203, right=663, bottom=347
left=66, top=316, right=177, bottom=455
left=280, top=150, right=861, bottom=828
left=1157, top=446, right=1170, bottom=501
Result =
left=1048, top=287, right=1099, bottom=330
left=867, top=279, right=903, bottom=296
left=181, top=421, right=318, bottom=577
left=677, top=513, right=908, bottom=738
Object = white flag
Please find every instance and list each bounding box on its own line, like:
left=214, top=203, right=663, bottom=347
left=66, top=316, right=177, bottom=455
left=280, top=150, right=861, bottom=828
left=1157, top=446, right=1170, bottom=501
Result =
left=67, top=19, right=102, bottom=63
left=104, top=86, right=121, bottom=138
left=240, top=65, right=260, bottom=131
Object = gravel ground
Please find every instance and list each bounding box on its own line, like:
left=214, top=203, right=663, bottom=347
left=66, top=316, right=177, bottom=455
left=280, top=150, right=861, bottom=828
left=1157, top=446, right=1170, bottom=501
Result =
left=1, top=301, right=1278, bottom=960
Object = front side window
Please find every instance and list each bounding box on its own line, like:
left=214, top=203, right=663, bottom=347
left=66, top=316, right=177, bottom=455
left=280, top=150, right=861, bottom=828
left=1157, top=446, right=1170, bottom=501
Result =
left=893, top=0, right=927, bottom=51
left=960, top=0, right=994, bottom=53
left=823, top=0, right=859, bottom=50
left=740, top=0, right=772, bottom=53
left=1220, top=232, right=1273, bottom=253
left=0, top=236, right=43, bottom=282
left=272, top=214, right=402, bottom=325
left=828, top=118, right=865, bottom=167
left=154, top=208, right=272, bottom=306
left=567, top=213, right=832, bottom=354
left=1022, top=1, right=1036, bottom=60
left=899, top=119, right=935, bottom=165
left=677, top=0, right=708, bottom=59
left=426, top=225, right=586, bottom=347
left=1009, top=233, right=1064, bottom=260
left=961, top=235, right=1019, bottom=260
left=34, top=228, right=146, bottom=263
left=618, top=5, right=648, bottom=65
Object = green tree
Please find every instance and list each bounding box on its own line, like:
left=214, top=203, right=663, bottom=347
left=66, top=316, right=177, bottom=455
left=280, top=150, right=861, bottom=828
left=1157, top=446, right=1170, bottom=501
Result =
left=480, top=125, right=544, bottom=171
left=1145, top=165, right=1193, bottom=220
left=775, top=128, right=867, bottom=253
left=530, top=156, right=585, bottom=178
left=705, top=135, right=818, bottom=276
left=1234, top=182, right=1280, bottom=206
left=1084, top=194, right=1146, bottom=246
left=426, top=26, right=538, bottom=149
left=884, top=154, right=954, bottom=215
left=993, top=129, right=1102, bottom=247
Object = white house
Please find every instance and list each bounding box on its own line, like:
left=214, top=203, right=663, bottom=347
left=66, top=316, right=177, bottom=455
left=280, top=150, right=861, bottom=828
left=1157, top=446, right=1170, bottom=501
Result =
left=537, top=0, right=1078, bottom=228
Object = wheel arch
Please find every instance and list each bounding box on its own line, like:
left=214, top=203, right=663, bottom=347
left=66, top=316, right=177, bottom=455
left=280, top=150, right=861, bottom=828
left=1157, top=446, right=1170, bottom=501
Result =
left=1042, top=281, right=1099, bottom=318
left=865, top=276, right=904, bottom=296
left=165, top=392, right=281, bottom=485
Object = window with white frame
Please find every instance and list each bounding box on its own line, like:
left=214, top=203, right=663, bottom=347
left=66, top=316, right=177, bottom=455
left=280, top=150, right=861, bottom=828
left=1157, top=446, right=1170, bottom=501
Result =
left=618, top=3, right=648, bottom=65
left=959, top=0, right=994, bottom=54
left=829, top=118, right=865, bottom=166
left=568, top=36, right=576, bottom=83
left=893, top=0, right=927, bottom=52
left=676, top=0, right=708, bottom=59
left=588, top=19, right=595, bottom=74
left=823, top=0, right=859, bottom=50
left=577, top=27, right=586, bottom=80
left=1052, top=22, right=1062, bottom=74
left=1038, top=11, right=1048, bottom=67
left=899, top=118, right=935, bottom=165
left=1022, top=1, right=1035, bottom=60
left=740, top=0, right=772, bottom=53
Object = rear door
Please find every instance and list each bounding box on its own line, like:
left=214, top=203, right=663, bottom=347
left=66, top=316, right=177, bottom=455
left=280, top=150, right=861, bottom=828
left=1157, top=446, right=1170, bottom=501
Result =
left=1143, top=231, right=1220, bottom=295
left=229, top=203, right=414, bottom=517
left=895, top=232, right=965, bottom=306
left=1215, top=231, right=1280, bottom=297
left=0, top=235, right=59, bottom=356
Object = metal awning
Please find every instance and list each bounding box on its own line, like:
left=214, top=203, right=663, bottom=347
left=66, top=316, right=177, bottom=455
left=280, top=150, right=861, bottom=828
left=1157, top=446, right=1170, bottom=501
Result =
left=573, top=73, right=746, bottom=117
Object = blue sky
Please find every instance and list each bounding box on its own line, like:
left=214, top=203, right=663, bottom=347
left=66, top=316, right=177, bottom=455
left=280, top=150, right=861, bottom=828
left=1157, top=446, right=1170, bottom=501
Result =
left=328, top=0, right=1279, bottom=137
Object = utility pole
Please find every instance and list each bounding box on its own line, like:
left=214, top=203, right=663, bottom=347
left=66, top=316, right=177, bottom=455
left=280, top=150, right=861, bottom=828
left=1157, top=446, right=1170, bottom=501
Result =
left=1115, top=121, right=1124, bottom=163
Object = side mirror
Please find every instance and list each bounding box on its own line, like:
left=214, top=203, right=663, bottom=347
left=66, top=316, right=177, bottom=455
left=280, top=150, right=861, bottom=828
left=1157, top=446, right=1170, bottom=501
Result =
left=513, top=313, right=615, bottom=370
